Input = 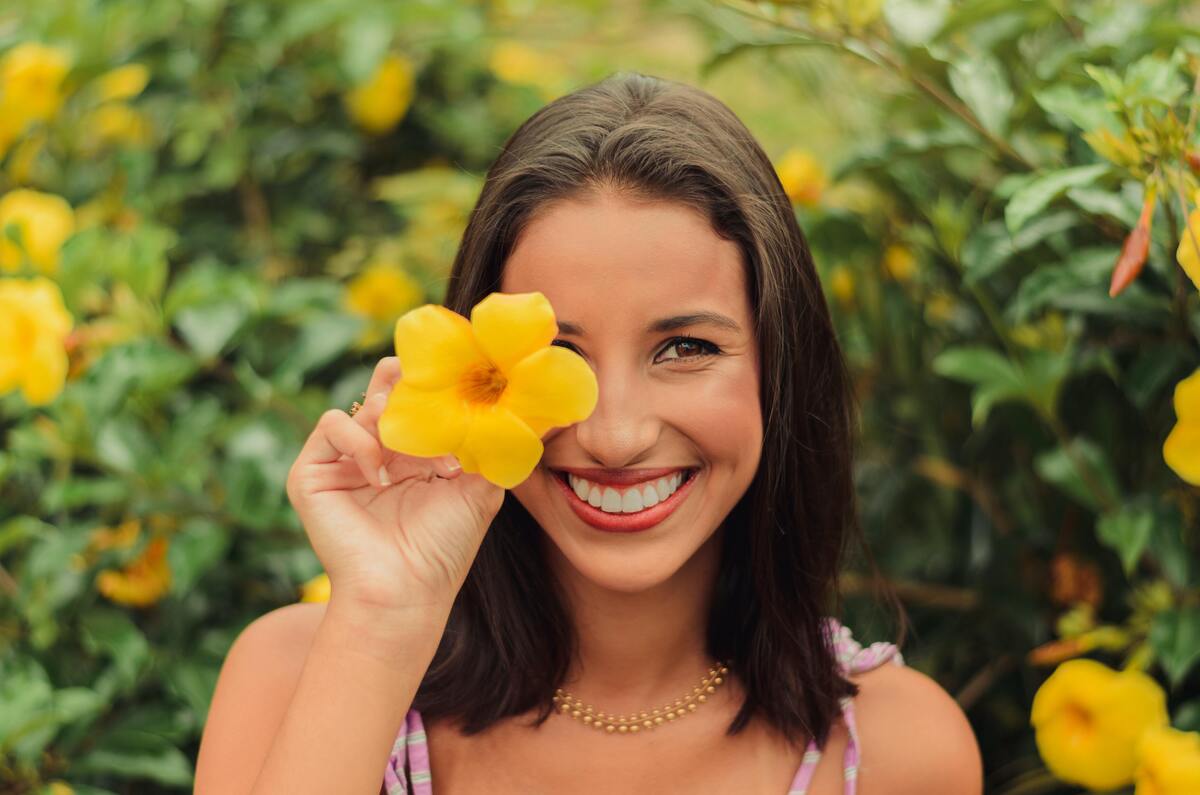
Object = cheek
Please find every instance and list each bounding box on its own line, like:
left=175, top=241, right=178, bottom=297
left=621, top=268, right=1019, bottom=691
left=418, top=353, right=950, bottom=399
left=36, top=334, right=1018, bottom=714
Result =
left=670, top=367, right=762, bottom=468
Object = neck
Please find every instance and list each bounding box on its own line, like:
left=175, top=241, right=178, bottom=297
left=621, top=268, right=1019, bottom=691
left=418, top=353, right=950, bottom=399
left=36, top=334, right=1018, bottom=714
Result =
left=544, top=526, right=725, bottom=717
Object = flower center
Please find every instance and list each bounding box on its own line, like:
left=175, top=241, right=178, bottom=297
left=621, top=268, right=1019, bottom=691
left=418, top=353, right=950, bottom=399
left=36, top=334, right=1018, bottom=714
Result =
left=459, top=362, right=507, bottom=405
left=1062, top=702, right=1094, bottom=736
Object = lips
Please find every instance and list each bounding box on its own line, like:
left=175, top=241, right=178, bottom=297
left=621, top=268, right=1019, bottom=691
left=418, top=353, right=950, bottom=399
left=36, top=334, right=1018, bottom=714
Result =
left=549, top=467, right=699, bottom=533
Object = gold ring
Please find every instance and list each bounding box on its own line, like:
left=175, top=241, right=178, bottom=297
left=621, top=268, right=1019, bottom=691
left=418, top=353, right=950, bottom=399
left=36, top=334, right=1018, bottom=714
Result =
left=348, top=391, right=367, bottom=417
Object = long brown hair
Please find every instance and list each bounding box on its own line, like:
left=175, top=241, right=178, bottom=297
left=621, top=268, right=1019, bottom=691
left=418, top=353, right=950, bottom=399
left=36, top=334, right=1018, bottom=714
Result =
left=413, top=70, right=906, bottom=749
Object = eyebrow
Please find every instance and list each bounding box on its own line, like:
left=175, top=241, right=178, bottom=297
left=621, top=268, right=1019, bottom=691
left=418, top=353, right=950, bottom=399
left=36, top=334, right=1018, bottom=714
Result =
left=556, top=311, right=742, bottom=336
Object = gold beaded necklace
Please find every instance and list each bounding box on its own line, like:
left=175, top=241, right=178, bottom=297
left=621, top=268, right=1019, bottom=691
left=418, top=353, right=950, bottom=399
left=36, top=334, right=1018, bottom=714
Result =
left=552, top=662, right=730, bottom=735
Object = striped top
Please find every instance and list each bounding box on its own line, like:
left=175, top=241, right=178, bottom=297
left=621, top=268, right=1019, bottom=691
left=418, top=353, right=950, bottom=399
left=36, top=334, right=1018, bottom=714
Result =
left=382, top=616, right=904, bottom=795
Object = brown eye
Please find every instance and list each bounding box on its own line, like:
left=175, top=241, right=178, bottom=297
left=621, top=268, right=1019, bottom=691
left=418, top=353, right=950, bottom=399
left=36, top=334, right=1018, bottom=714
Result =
left=656, top=336, right=721, bottom=363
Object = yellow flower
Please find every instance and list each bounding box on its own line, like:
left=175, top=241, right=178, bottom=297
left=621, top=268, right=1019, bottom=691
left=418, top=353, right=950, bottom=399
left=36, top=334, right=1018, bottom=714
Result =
left=1176, top=207, right=1200, bottom=293
left=380, top=291, right=598, bottom=488
left=1135, top=726, right=1200, bottom=795
left=0, top=188, right=76, bottom=274
left=299, top=572, right=331, bottom=603
left=96, top=537, right=172, bottom=608
left=344, top=260, right=424, bottom=347
left=344, top=53, right=415, bottom=136
left=92, top=63, right=149, bottom=102
left=775, top=148, right=827, bottom=207
left=828, top=264, right=855, bottom=306
left=0, top=276, right=73, bottom=405
left=1163, top=367, right=1200, bottom=486
left=0, top=43, right=71, bottom=132
left=882, top=243, right=917, bottom=282
left=45, top=782, right=74, bottom=795
left=82, top=103, right=151, bottom=150
left=1031, top=658, right=1169, bottom=790
left=89, top=518, right=142, bottom=552
left=488, top=41, right=563, bottom=99
left=925, top=290, right=957, bottom=325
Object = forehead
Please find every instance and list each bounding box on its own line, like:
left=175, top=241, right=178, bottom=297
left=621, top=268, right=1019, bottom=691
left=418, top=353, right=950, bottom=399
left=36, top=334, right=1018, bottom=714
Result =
left=500, top=193, right=750, bottom=333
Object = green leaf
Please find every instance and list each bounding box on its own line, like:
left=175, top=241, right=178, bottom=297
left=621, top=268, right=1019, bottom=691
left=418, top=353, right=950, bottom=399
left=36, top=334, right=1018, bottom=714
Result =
left=1005, top=164, right=1110, bottom=233
left=962, top=210, right=1078, bottom=283
left=1009, top=246, right=1119, bottom=322
left=167, top=518, right=229, bottom=594
left=932, top=346, right=1025, bottom=427
left=72, top=732, right=194, bottom=787
left=1065, top=185, right=1139, bottom=228
left=1150, top=607, right=1200, bottom=687
left=174, top=302, right=250, bottom=358
left=80, top=608, right=151, bottom=692
left=948, top=51, right=1013, bottom=137
left=882, top=0, right=952, bottom=46
left=1034, top=83, right=1120, bottom=132
left=1033, top=437, right=1121, bottom=511
left=1096, top=503, right=1153, bottom=576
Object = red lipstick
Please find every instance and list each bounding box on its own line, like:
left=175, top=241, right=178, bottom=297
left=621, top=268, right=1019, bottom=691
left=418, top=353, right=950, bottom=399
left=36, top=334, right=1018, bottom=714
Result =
left=548, top=467, right=699, bottom=533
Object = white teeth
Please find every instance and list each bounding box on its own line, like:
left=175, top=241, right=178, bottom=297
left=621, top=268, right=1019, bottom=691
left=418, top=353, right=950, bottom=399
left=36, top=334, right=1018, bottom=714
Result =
left=566, top=470, right=689, bottom=514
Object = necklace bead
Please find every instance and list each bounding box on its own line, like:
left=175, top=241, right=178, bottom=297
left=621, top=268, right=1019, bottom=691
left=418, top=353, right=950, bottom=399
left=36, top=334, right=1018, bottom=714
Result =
left=552, top=663, right=729, bottom=736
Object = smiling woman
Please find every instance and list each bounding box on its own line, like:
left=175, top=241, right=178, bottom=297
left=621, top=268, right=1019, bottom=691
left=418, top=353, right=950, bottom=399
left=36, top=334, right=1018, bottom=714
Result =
left=196, top=70, right=982, bottom=795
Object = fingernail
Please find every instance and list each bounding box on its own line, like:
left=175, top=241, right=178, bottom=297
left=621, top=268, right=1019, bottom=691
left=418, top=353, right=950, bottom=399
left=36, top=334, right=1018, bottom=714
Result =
left=371, top=392, right=388, bottom=404
left=446, top=456, right=462, bottom=473
left=378, top=466, right=392, bottom=486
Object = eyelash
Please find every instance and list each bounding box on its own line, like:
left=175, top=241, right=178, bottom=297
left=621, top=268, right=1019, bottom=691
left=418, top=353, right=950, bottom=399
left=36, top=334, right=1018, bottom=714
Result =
left=551, top=336, right=722, bottom=364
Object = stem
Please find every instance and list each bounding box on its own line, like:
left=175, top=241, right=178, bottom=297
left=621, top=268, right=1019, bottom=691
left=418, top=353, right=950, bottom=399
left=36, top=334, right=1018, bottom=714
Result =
left=1039, top=409, right=1119, bottom=514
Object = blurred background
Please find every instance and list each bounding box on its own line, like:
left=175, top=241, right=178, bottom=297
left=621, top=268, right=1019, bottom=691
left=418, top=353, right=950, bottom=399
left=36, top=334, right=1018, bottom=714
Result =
left=2, top=0, right=1200, bottom=792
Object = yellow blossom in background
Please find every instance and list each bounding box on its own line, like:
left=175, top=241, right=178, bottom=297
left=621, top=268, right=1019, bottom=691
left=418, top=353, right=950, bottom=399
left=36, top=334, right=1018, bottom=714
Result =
left=1031, top=658, right=1169, bottom=790
left=92, top=63, right=149, bottom=102
left=881, top=243, right=917, bottom=282
left=380, top=291, right=598, bottom=488
left=96, top=537, right=172, bottom=608
left=82, top=103, right=151, bottom=150
left=0, top=276, right=73, bottom=405
left=925, top=290, right=957, bottom=325
left=45, top=782, right=74, bottom=795
left=299, top=572, right=331, bottom=603
left=344, top=259, right=425, bottom=348
left=1176, top=205, right=1200, bottom=293
left=1163, top=367, right=1200, bottom=486
left=344, top=52, right=415, bottom=136
left=0, top=188, right=76, bottom=274
left=775, top=148, right=827, bottom=207
left=1134, top=726, right=1200, bottom=795
left=0, top=42, right=71, bottom=133
left=488, top=41, right=563, bottom=100
left=828, top=264, right=855, bottom=306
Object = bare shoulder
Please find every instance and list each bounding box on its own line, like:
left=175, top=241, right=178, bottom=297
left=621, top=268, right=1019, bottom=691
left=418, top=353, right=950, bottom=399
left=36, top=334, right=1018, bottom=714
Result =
left=194, top=602, right=327, bottom=794
left=848, top=661, right=983, bottom=795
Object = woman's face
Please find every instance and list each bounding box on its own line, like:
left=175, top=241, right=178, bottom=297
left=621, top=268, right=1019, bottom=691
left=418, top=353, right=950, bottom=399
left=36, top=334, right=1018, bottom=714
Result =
left=504, top=191, right=763, bottom=593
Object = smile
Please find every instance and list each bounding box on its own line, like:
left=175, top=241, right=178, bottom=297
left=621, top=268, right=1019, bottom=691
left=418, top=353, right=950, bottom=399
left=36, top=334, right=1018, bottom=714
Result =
left=549, top=467, right=700, bottom=533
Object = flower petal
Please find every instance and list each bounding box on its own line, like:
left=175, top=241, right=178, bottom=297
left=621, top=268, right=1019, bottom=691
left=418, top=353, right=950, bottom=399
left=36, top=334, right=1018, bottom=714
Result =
left=470, top=291, right=558, bottom=373
left=393, top=304, right=488, bottom=390
left=1164, top=421, right=1200, bottom=486
left=499, top=346, right=597, bottom=436
left=455, top=405, right=543, bottom=489
left=378, top=381, right=472, bottom=457
left=1173, top=367, right=1200, bottom=423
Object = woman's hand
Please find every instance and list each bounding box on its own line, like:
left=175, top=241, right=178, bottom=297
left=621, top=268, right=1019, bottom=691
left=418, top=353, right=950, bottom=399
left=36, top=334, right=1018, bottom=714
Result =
left=286, top=357, right=506, bottom=618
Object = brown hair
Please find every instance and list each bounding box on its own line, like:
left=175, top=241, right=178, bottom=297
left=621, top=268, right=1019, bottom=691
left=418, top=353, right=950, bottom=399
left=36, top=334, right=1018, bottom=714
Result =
left=413, top=70, right=906, bottom=749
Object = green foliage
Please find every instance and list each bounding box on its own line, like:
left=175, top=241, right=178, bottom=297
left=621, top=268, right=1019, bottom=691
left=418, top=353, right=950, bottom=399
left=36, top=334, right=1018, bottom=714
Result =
left=700, top=0, right=1200, bottom=790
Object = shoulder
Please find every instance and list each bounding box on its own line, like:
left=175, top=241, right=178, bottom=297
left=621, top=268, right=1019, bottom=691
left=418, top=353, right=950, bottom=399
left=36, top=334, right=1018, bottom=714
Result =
left=848, top=661, right=983, bottom=795
left=194, top=602, right=327, bottom=792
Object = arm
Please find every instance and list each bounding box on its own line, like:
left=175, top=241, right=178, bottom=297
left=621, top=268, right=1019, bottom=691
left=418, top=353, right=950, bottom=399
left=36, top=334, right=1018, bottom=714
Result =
left=194, top=598, right=451, bottom=795
left=851, top=662, right=984, bottom=795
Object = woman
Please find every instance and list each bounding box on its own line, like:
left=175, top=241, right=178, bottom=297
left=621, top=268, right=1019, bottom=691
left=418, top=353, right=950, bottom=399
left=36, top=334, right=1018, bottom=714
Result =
left=196, top=71, right=983, bottom=794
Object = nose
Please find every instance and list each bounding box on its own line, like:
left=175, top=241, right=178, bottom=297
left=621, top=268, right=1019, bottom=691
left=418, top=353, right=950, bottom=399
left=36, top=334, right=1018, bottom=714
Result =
left=571, top=364, right=662, bottom=468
